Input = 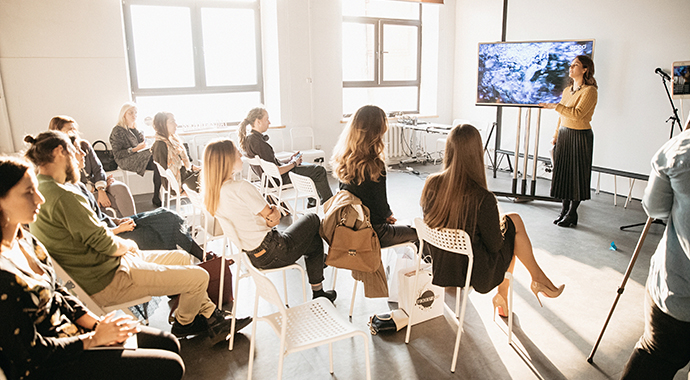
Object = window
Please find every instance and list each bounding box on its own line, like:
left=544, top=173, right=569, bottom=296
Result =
left=122, top=0, right=263, bottom=126
left=342, top=0, right=422, bottom=116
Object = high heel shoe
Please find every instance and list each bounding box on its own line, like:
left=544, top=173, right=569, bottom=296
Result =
left=530, top=281, right=565, bottom=307
left=557, top=212, right=578, bottom=227
left=492, top=293, right=509, bottom=319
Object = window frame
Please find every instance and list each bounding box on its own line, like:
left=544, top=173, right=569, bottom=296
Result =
left=342, top=8, right=422, bottom=114
left=122, top=0, right=264, bottom=103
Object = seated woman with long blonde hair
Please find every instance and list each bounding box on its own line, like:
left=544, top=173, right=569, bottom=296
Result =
left=420, top=124, right=564, bottom=317
left=330, top=105, right=417, bottom=247
left=202, top=139, right=336, bottom=302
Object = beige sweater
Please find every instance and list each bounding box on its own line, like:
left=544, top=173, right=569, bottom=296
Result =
left=553, top=84, right=598, bottom=140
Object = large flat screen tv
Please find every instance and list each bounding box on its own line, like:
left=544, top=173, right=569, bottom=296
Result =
left=477, top=40, right=595, bottom=107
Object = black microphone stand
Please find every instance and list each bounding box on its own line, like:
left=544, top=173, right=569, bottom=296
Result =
left=661, top=72, right=684, bottom=139
left=619, top=72, right=680, bottom=231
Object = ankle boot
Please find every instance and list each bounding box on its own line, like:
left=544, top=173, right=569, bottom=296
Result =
left=557, top=211, right=578, bottom=227
left=553, top=210, right=568, bottom=225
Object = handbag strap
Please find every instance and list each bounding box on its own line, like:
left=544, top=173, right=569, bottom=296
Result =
left=92, top=140, right=109, bottom=151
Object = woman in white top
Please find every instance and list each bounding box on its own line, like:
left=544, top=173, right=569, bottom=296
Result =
left=202, top=139, right=336, bottom=302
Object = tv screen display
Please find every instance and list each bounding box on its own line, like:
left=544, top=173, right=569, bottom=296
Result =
left=477, top=40, right=595, bottom=107
left=673, top=61, right=690, bottom=99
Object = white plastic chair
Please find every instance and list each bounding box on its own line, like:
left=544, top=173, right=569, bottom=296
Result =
left=242, top=156, right=264, bottom=185
left=407, top=218, right=513, bottom=373
left=258, top=159, right=294, bottom=216
left=182, top=184, right=226, bottom=260
left=288, top=171, right=320, bottom=217
left=52, top=259, right=152, bottom=324
left=244, top=251, right=371, bottom=380
left=289, top=127, right=325, bottom=165
left=153, top=161, right=172, bottom=209
left=215, top=215, right=307, bottom=351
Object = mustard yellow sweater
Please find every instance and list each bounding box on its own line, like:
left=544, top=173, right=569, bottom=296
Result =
left=553, top=84, right=598, bottom=140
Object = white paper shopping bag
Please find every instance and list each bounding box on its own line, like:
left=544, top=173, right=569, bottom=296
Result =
left=398, top=265, right=444, bottom=326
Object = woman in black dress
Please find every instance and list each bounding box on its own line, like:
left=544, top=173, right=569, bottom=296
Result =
left=420, top=124, right=564, bottom=317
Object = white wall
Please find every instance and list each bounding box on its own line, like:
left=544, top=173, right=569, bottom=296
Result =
left=0, top=0, right=131, bottom=152
left=452, top=0, right=690, bottom=198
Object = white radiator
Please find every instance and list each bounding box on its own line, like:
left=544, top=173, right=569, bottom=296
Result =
left=385, top=123, right=405, bottom=159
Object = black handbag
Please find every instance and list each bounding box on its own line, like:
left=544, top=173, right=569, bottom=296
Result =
left=92, top=140, right=118, bottom=172
left=368, top=309, right=408, bottom=335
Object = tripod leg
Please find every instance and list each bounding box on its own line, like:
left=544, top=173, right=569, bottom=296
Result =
left=587, top=217, right=654, bottom=363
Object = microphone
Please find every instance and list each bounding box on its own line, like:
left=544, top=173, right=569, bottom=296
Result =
left=655, top=68, right=671, bottom=81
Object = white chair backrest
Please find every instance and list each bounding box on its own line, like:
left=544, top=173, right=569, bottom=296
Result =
left=242, top=156, right=263, bottom=183
left=242, top=252, right=287, bottom=312
left=165, top=168, right=181, bottom=193
left=290, top=127, right=316, bottom=151
left=288, top=171, right=319, bottom=210
left=413, top=217, right=472, bottom=258
left=259, top=158, right=283, bottom=188
left=153, top=161, right=167, bottom=178
left=215, top=213, right=244, bottom=251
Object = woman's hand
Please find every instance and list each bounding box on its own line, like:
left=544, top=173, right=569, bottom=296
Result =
left=133, top=141, right=147, bottom=153
left=386, top=215, right=397, bottom=224
left=260, top=204, right=282, bottom=227
left=84, top=312, right=140, bottom=349
left=97, top=189, right=111, bottom=208
left=112, top=218, right=136, bottom=234
left=539, top=103, right=557, bottom=110
left=106, top=175, right=115, bottom=187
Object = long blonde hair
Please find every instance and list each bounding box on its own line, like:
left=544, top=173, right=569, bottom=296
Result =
left=202, top=139, right=239, bottom=216
left=117, top=102, right=137, bottom=128
left=238, top=107, right=266, bottom=152
left=330, top=105, right=387, bottom=185
left=421, top=124, right=488, bottom=234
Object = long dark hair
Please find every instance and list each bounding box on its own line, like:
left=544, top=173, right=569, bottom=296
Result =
left=238, top=107, right=266, bottom=152
left=570, top=55, right=598, bottom=89
left=0, top=156, right=32, bottom=242
left=421, top=124, right=488, bottom=235
left=153, top=112, right=173, bottom=139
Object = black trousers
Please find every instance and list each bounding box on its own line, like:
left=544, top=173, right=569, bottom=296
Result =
left=38, top=326, right=184, bottom=380
left=621, top=292, right=690, bottom=380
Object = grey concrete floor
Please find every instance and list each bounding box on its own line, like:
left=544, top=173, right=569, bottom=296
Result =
left=133, top=163, right=687, bottom=380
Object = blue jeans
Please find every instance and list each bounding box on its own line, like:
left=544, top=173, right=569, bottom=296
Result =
left=245, top=213, right=325, bottom=285
left=621, top=291, right=690, bottom=379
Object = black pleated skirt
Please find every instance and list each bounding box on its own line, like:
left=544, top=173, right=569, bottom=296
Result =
left=550, top=127, right=594, bottom=201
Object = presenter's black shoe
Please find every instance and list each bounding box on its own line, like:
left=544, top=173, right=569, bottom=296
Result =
left=312, top=289, right=337, bottom=303
left=557, top=212, right=578, bottom=228
left=553, top=211, right=568, bottom=225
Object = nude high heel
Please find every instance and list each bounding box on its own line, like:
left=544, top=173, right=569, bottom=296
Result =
left=492, top=293, right=509, bottom=319
left=530, top=281, right=565, bottom=307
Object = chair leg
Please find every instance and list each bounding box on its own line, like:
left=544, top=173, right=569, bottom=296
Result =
left=247, top=293, right=259, bottom=380
left=329, top=342, right=334, bottom=374
left=362, top=333, right=372, bottom=380
left=282, top=270, right=289, bottom=308
left=506, top=272, right=514, bottom=345
left=228, top=253, right=242, bottom=351
left=331, top=267, right=338, bottom=290
left=349, top=281, right=358, bottom=318
left=450, top=283, right=470, bottom=373
left=405, top=256, right=423, bottom=344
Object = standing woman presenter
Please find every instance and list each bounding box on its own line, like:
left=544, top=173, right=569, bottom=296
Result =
left=540, top=55, right=598, bottom=227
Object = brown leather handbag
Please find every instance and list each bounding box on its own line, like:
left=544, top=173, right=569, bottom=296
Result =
left=325, top=220, right=381, bottom=273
